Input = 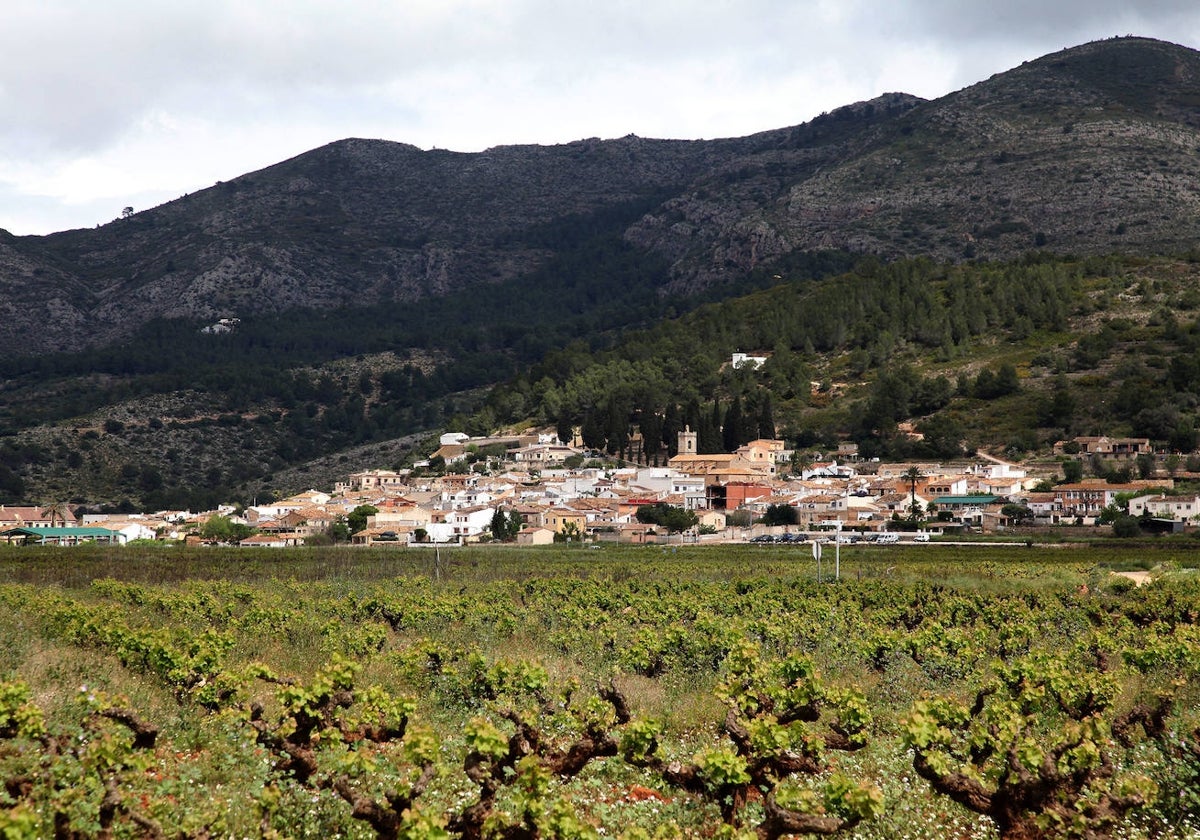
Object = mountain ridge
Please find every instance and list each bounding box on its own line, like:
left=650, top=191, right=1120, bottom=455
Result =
left=10, top=37, right=1200, bottom=356
left=633, top=36, right=1200, bottom=291
left=5, top=36, right=1200, bottom=509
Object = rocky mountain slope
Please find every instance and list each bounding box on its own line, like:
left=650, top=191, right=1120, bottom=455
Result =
left=631, top=37, right=1200, bottom=292
left=4, top=37, right=1200, bottom=357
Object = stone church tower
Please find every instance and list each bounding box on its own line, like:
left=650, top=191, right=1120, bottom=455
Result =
left=678, top=426, right=697, bottom=455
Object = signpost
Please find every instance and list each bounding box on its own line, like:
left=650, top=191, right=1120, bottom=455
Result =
left=812, top=539, right=822, bottom=582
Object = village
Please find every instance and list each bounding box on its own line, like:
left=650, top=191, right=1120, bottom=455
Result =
left=0, top=426, right=1194, bottom=547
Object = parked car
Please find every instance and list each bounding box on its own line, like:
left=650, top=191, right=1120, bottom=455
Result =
left=913, top=533, right=931, bottom=542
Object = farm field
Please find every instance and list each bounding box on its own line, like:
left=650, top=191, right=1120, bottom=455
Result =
left=0, top=543, right=1197, bottom=839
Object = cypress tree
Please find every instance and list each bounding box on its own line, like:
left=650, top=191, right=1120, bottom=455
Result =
left=723, top=396, right=744, bottom=452
left=663, top=403, right=683, bottom=457
left=684, top=399, right=702, bottom=437
left=556, top=413, right=574, bottom=446
left=605, top=400, right=629, bottom=456
left=700, top=401, right=723, bottom=454
left=640, top=410, right=664, bottom=463
left=758, top=395, right=776, bottom=440
left=581, top=410, right=606, bottom=451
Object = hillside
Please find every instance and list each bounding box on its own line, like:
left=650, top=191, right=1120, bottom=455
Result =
left=481, top=252, right=1200, bottom=464
left=0, top=113, right=908, bottom=356
left=5, top=251, right=1200, bottom=510
left=631, top=37, right=1200, bottom=292
left=4, top=37, right=1200, bottom=357
left=5, top=36, right=1200, bottom=507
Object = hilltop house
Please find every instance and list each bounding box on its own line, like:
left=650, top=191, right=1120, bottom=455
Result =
left=1057, top=436, right=1153, bottom=459
left=730, top=352, right=768, bottom=370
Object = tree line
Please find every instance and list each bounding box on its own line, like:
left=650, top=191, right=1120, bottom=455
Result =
left=478, top=254, right=1111, bottom=463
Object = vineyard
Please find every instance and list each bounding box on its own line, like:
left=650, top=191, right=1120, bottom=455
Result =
left=0, top=544, right=1197, bottom=839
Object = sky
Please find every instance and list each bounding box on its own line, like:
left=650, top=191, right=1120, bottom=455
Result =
left=2, top=1, right=1199, bottom=236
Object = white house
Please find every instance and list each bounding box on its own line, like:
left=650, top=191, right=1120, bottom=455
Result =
left=731, top=352, right=768, bottom=370
left=673, top=476, right=708, bottom=510
left=801, top=461, right=857, bottom=480
left=445, top=489, right=496, bottom=510
left=77, top=516, right=158, bottom=542
left=110, top=521, right=159, bottom=542
left=239, top=533, right=292, bottom=548
left=244, top=504, right=292, bottom=523
left=972, top=461, right=1027, bottom=480
left=1022, top=492, right=1062, bottom=524
left=1128, top=494, right=1200, bottom=522
left=424, top=505, right=496, bottom=543
left=280, top=489, right=332, bottom=507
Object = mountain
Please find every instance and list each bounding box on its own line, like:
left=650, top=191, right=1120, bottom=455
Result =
left=629, top=36, right=1200, bottom=292
left=5, top=35, right=1200, bottom=507
left=5, top=36, right=1200, bottom=358
left=0, top=137, right=719, bottom=354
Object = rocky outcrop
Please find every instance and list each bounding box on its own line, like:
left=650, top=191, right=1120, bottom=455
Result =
left=3, top=37, right=1199, bottom=356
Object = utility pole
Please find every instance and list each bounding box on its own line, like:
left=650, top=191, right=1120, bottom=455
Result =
left=835, top=517, right=841, bottom=581
left=835, top=481, right=849, bottom=580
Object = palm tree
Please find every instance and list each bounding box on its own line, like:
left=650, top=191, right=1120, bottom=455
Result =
left=41, top=501, right=73, bottom=528
left=902, top=467, right=922, bottom=523
left=790, top=451, right=813, bottom=478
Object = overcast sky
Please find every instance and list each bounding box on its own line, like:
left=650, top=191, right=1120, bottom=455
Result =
left=2, top=1, right=1198, bottom=236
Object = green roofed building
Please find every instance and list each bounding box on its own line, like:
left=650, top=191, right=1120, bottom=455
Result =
left=929, top=495, right=1005, bottom=530
left=0, top=527, right=124, bottom=546
left=930, top=495, right=1002, bottom=508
